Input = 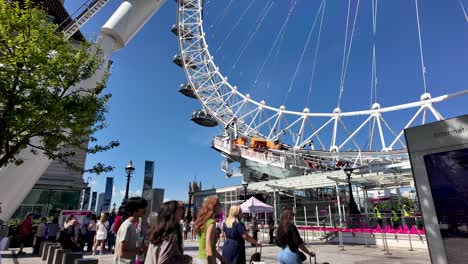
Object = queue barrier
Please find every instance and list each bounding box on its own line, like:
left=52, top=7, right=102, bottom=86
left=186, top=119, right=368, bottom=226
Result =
left=297, top=225, right=425, bottom=235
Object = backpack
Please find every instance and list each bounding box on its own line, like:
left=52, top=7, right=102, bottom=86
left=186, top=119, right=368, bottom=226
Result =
left=57, top=226, right=73, bottom=245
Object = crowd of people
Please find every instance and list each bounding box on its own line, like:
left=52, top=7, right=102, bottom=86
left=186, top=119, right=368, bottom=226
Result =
left=11, top=196, right=316, bottom=264
left=15, top=205, right=127, bottom=255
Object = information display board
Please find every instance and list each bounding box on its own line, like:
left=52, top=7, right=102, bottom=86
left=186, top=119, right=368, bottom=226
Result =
left=405, top=115, right=468, bottom=264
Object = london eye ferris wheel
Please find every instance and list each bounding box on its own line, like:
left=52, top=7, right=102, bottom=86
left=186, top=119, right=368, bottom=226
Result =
left=173, top=0, right=468, bottom=184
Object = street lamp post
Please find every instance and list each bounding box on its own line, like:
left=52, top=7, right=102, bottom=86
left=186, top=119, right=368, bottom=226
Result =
left=123, top=161, right=135, bottom=204
left=242, top=180, right=249, bottom=201
left=344, top=164, right=360, bottom=215
left=112, top=203, right=117, bottom=213
left=187, top=190, right=194, bottom=222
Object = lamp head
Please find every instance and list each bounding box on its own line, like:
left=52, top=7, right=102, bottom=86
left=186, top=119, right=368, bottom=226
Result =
left=343, top=163, right=354, bottom=177
left=125, top=160, right=135, bottom=175
left=241, top=180, right=249, bottom=189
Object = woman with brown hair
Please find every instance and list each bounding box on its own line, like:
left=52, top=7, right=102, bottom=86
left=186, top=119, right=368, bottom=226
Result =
left=194, top=196, right=226, bottom=264
left=277, top=208, right=315, bottom=264
left=145, top=200, right=192, bottom=264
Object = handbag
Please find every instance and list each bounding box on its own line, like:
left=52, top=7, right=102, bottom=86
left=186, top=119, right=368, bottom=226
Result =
left=250, top=245, right=262, bottom=263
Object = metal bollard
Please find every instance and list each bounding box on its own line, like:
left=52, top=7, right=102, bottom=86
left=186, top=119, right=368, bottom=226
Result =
left=408, top=232, right=414, bottom=251
left=363, top=231, right=370, bottom=247
left=381, top=231, right=387, bottom=251
left=383, top=231, right=392, bottom=255
left=339, top=231, right=345, bottom=251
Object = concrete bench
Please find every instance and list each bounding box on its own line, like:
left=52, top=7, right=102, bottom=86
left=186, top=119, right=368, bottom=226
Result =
left=47, top=245, right=62, bottom=264
left=74, top=259, right=98, bottom=264
left=54, top=249, right=71, bottom=264
left=62, top=252, right=83, bottom=264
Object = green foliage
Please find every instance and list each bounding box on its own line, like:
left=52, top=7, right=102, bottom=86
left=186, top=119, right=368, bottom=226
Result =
left=0, top=0, right=118, bottom=174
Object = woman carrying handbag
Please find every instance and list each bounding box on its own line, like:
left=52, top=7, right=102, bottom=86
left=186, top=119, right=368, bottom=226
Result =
left=276, top=208, right=315, bottom=263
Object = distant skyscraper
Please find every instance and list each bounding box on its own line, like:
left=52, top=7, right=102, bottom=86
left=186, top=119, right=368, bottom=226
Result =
left=141, top=161, right=155, bottom=233
left=95, top=193, right=105, bottom=214
left=81, top=187, right=91, bottom=210
left=102, top=177, right=113, bottom=212
left=151, top=188, right=165, bottom=213
left=90, top=192, right=97, bottom=211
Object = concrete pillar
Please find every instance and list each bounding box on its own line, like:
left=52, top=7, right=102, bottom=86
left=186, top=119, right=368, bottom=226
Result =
left=356, top=186, right=362, bottom=210
left=74, top=259, right=98, bottom=264
left=364, top=188, right=369, bottom=227
left=273, top=190, right=277, bottom=226
left=62, top=252, right=83, bottom=264
left=47, top=245, right=62, bottom=264
left=335, top=183, right=342, bottom=226
left=315, top=205, right=319, bottom=227
left=54, top=249, right=71, bottom=264
left=293, top=192, right=297, bottom=225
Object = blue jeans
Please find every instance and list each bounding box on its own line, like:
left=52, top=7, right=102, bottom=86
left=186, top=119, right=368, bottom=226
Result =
left=278, top=245, right=301, bottom=264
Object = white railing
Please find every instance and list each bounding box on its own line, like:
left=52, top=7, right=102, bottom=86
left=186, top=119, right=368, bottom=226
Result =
left=239, top=148, right=285, bottom=168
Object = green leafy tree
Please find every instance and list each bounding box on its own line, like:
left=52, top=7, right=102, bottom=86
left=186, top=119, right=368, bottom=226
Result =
left=0, top=0, right=118, bottom=174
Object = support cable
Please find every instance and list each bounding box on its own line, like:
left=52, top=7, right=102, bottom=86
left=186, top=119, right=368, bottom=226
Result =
left=415, top=0, right=428, bottom=93
left=250, top=1, right=298, bottom=94
left=368, top=0, right=378, bottom=145
left=337, top=0, right=360, bottom=107
left=230, top=1, right=274, bottom=72
left=208, top=0, right=235, bottom=37
left=306, top=0, right=327, bottom=108
left=459, top=0, right=468, bottom=23
left=284, top=0, right=326, bottom=105
left=214, top=0, right=257, bottom=55
left=370, top=0, right=378, bottom=104
left=337, top=0, right=352, bottom=108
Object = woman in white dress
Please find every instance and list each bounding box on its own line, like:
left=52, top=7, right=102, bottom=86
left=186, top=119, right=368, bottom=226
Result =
left=92, top=213, right=109, bottom=255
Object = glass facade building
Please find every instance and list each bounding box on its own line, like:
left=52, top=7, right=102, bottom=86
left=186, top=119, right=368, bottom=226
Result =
left=12, top=189, right=81, bottom=218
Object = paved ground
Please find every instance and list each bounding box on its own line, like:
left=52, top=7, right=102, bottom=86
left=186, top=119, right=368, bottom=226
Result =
left=1, top=240, right=430, bottom=264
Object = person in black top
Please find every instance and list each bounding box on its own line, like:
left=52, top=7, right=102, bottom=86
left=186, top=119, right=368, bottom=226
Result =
left=59, top=219, right=80, bottom=252
left=268, top=217, right=275, bottom=244
left=277, top=208, right=315, bottom=264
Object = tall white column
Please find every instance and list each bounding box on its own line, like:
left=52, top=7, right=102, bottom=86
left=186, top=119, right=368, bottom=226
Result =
left=316, top=205, right=319, bottom=227
left=304, top=206, right=308, bottom=226
left=273, top=190, right=278, bottom=226
left=335, top=183, right=342, bottom=226
left=293, top=192, right=297, bottom=225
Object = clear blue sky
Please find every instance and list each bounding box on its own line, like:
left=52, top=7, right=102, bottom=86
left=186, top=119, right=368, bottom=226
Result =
left=64, top=0, right=468, bottom=206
